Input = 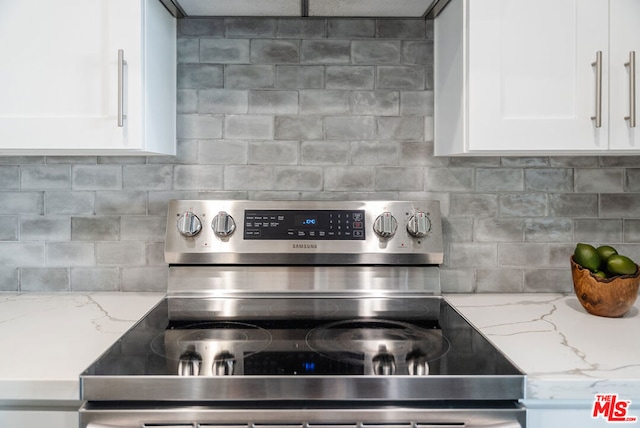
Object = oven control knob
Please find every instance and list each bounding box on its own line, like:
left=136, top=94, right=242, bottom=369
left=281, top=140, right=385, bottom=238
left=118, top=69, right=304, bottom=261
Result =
left=372, top=345, right=396, bottom=375
left=406, top=347, right=429, bottom=376
left=177, top=211, right=202, bottom=237
left=178, top=350, right=202, bottom=376
left=406, top=211, right=431, bottom=238
left=213, top=350, right=235, bottom=376
left=212, top=211, right=236, bottom=237
left=373, top=212, right=398, bottom=238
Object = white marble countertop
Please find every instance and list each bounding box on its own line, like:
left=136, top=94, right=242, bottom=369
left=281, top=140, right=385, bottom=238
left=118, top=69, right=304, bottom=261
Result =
left=445, top=293, right=640, bottom=402
left=0, top=292, right=164, bottom=402
left=1, top=292, right=639, bottom=404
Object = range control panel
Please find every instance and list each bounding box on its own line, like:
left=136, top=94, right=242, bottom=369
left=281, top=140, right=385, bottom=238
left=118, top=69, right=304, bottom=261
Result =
left=165, top=200, right=444, bottom=265
left=244, top=210, right=365, bottom=240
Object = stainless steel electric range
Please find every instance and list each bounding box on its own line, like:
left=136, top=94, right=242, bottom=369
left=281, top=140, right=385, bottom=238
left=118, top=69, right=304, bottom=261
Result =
left=80, top=200, right=526, bottom=428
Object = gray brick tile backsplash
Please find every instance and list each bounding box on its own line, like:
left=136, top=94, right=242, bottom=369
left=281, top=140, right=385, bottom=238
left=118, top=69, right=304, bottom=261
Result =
left=225, top=18, right=277, bottom=37
left=96, top=242, right=145, bottom=266
left=21, top=268, right=69, bottom=291
left=273, top=167, right=323, bottom=191
left=376, top=20, right=426, bottom=39
left=251, top=39, right=300, bottom=64
left=177, top=38, right=199, bottom=63
left=475, top=218, right=523, bottom=243
left=351, top=141, right=398, bottom=166
left=71, top=217, right=120, bottom=241
left=21, top=165, right=70, bottom=190
left=351, top=91, right=399, bottom=116
left=95, top=191, right=146, bottom=215
left=524, top=218, right=573, bottom=243
left=72, top=165, right=122, bottom=190
left=275, top=116, right=324, bottom=140
left=300, top=91, right=350, bottom=115
left=276, top=19, right=325, bottom=39
left=1, top=192, right=44, bottom=215
left=198, top=90, right=248, bottom=114
left=249, top=91, right=298, bottom=115
left=476, top=168, right=523, bottom=192
left=200, top=39, right=250, bottom=64
left=21, top=216, right=70, bottom=241
left=399, top=91, right=433, bottom=116
left=225, top=65, right=275, bottom=89
left=71, top=268, right=120, bottom=291
left=327, top=19, right=375, bottom=39
left=574, top=219, right=623, bottom=243
left=198, top=140, right=248, bottom=164
left=47, top=242, right=95, bottom=267
left=326, top=66, right=374, bottom=90
left=120, top=216, right=167, bottom=242
left=476, top=269, right=523, bottom=293
left=3, top=18, right=640, bottom=293
left=401, top=41, right=433, bottom=65
left=625, top=219, right=640, bottom=243
left=44, top=191, right=93, bottom=215
left=377, top=66, right=425, bottom=89
left=548, top=193, right=598, bottom=217
left=177, top=114, right=223, bottom=139
left=178, top=64, right=224, bottom=89
left=301, top=141, right=349, bottom=165
left=123, top=165, right=173, bottom=191
left=352, top=41, right=400, bottom=64
left=575, top=169, right=624, bottom=193
left=249, top=141, right=299, bottom=165
left=174, top=165, right=223, bottom=190
left=524, top=269, right=572, bottom=293
left=377, top=116, right=423, bottom=140
left=224, top=115, right=274, bottom=140
left=301, top=40, right=350, bottom=64
left=450, top=194, right=499, bottom=217
left=178, top=18, right=224, bottom=37
left=276, top=65, right=324, bottom=89
left=325, top=116, right=376, bottom=140
left=499, top=194, right=547, bottom=217
left=0, top=267, right=19, bottom=291
left=525, top=168, right=573, bottom=192
left=0, top=166, right=19, bottom=190
left=0, top=216, right=18, bottom=241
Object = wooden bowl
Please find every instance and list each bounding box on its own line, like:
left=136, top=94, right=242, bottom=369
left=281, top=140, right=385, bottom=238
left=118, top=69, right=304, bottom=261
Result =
left=570, top=256, right=640, bottom=317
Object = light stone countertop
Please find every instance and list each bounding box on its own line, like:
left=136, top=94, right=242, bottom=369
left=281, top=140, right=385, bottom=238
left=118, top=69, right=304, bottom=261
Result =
left=0, top=292, right=164, bottom=402
left=445, top=293, right=640, bottom=401
left=0, top=292, right=639, bottom=404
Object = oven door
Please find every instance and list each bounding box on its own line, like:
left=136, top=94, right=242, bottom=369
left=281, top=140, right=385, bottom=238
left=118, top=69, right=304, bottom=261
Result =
left=80, top=402, right=526, bottom=428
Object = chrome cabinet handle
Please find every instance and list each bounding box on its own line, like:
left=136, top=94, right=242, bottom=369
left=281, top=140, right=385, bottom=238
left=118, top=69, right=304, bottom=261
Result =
left=591, top=51, right=603, bottom=128
left=117, top=49, right=127, bottom=127
left=625, top=51, right=636, bottom=128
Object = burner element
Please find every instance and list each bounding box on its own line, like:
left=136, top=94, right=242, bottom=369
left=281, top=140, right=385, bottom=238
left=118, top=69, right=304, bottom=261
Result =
left=306, top=318, right=450, bottom=375
left=372, top=345, right=396, bottom=375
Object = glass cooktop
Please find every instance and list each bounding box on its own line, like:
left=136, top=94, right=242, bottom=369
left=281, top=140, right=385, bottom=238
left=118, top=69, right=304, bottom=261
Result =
left=81, top=297, right=522, bottom=378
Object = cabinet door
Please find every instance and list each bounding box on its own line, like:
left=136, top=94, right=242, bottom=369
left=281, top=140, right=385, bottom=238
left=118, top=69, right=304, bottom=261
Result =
left=609, top=0, right=640, bottom=150
left=0, top=0, right=142, bottom=152
left=467, top=0, right=609, bottom=152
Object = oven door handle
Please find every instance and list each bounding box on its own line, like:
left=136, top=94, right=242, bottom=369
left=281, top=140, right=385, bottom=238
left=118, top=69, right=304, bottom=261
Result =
left=87, top=423, right=135, bottom=428
left=464, top=423, right=522, bottom=428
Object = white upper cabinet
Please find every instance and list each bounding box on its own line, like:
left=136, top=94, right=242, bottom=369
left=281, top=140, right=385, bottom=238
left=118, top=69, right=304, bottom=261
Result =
left=609, top=0, right=639, bottom=151
left=434, top=0, right=639, bottom=155
left=0, top=0, right=176, bottom=155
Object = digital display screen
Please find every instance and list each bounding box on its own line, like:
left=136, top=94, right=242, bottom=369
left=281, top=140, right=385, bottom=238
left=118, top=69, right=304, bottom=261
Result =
left=295, top=214, right=319, bottom=227
left=244, top=209, right=365, bottom=240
